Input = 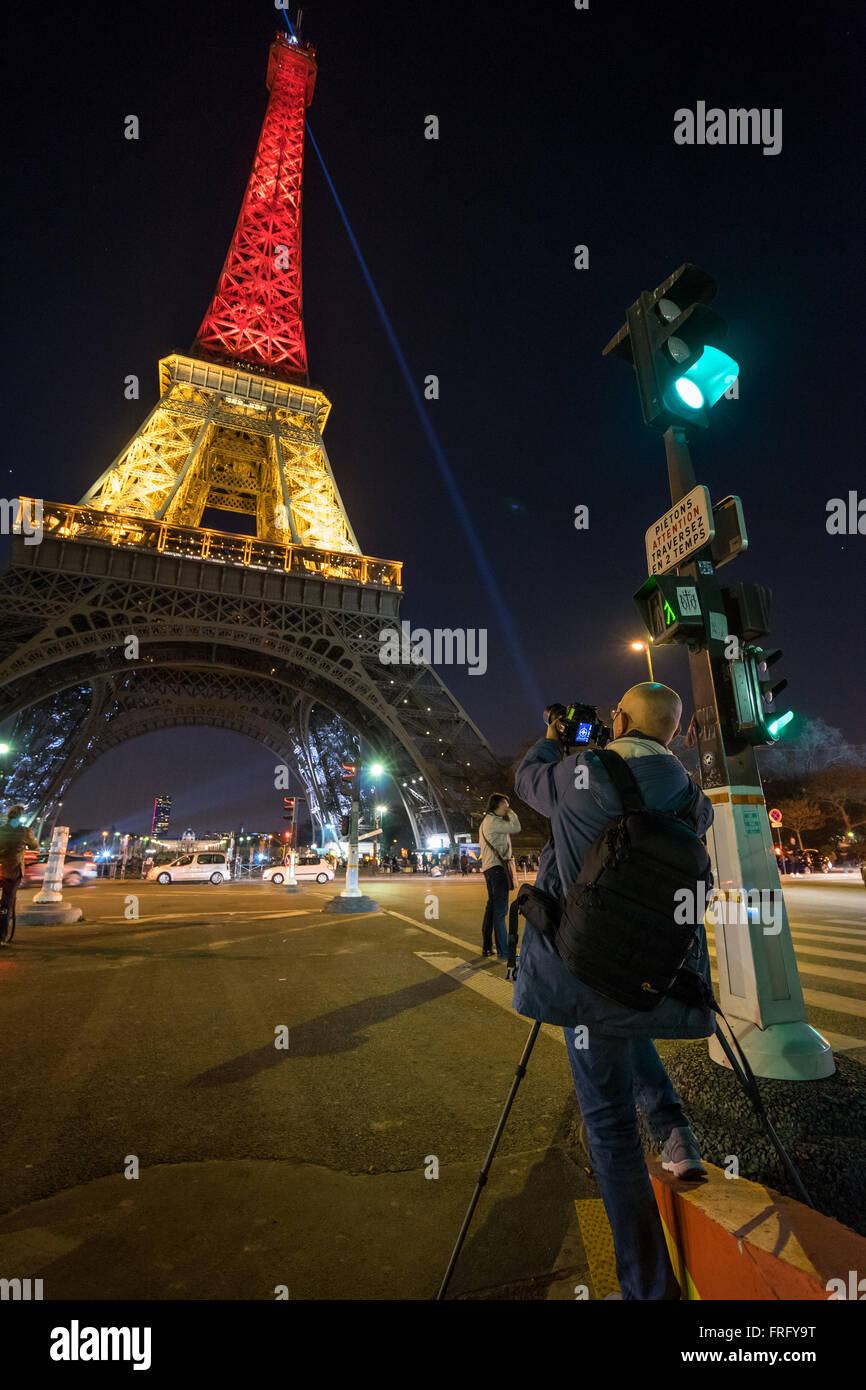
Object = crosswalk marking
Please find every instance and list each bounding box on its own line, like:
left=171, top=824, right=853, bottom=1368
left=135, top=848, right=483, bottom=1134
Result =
left=789, top=923, right=865, bottom=940
left=812, top=1029, right=866, bottom=1053
left=788, top=940, right=866, bottom=964
left=797, top=990, right=866, bottom=1020
left=708, top=944, right=866, bottom=986
left=414, top=953, right=564, bottom=1043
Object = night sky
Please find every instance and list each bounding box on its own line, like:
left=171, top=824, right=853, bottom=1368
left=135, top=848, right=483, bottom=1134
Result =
left=3, top=0, right=864, bottom=836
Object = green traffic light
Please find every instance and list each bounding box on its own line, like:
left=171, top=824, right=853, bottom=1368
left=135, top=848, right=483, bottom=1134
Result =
left=673, top=346, right=739, bottom=411
left=768, top=710, right=794, bottom=738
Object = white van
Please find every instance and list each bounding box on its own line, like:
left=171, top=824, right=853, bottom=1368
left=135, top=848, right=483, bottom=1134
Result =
left=147, top=852, right=229, bottom=885
left=262, top=856, right=335, bottom=885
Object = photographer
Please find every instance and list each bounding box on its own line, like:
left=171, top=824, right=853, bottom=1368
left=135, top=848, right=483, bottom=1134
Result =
left=0, top=805, right=38, bottom=945
left=479, top=794, right=521, bottom=959
left=513, top=682, right=714, bottom=1301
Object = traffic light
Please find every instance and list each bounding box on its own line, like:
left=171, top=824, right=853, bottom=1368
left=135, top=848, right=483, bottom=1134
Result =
left=339, top=814, right=351, bottom=836
left=604, top=263, right=738, bottom=431
left=340, top=762, right=356, bottom=782
left=720, top=582, right=773, bottom=643
left=282, top=796, right=295, bottom=819
left=729, top=644, right=793, bottom=744
left=634, top=574, right=706, bottom=645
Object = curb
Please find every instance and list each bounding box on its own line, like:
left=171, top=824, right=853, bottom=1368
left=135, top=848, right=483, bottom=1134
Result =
left=649, top=1158, right=866, bottom=1300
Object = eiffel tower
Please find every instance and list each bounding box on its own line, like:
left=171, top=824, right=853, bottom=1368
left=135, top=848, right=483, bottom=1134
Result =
left=0, top=31, right=500, bottom=846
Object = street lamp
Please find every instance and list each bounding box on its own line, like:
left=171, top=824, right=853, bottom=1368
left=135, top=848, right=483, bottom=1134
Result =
left=630, top=639, right=654, bottom=680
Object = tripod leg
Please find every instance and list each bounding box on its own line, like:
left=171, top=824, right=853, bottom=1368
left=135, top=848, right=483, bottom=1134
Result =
left=436, top=1019, right=541, bottom=1301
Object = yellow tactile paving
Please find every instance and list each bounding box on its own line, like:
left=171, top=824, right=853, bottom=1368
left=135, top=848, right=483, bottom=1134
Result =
left=574, top=1198, right=620, bottom=1300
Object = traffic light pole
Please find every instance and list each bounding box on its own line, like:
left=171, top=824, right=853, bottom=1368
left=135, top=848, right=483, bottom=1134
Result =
left=663, top=427, right=833, bottom=1080
left=325, top=761, right=380, bottom=915
left=343, top=765, right=362, bottom=899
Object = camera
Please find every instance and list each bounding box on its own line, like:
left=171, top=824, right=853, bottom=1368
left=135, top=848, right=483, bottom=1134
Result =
left=544, top=702, right=610, bottom=749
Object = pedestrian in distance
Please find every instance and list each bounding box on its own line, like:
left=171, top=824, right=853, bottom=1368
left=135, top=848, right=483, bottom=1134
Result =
left=0, top=805, right=38, bottom=946
left=479, top=793, right=521, bottom=959
left=459, top=851, right=469, bottom=876
left=514, top=682, right=714, bottom=1301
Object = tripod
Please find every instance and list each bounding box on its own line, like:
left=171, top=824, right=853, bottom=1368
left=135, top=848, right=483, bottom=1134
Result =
left=436, top=1015, right=813, bottom=1300
left=437, top=1019, right=540, bottom=1300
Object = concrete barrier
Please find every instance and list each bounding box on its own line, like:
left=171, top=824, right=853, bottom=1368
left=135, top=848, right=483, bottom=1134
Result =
left=650, top=1158, right=866, bottom=1300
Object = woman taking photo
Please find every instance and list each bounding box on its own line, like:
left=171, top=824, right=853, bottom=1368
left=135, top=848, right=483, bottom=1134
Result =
left=479, top=794, right=521, bottom=959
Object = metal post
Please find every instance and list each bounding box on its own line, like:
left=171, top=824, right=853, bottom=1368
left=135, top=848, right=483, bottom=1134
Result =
left=662, top=427, right=833, bottom=1080
left=342, top=765, right=362, bottom=899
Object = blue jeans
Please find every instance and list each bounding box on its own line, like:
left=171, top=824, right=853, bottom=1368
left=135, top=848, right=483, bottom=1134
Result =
left=482, top=866, right=509, bottom=956
left=564, top=1029, right=686, bottom=1300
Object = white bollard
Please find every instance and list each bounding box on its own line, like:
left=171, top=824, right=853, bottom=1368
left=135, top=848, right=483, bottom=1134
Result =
left=33, top=825, right=69, bottom=904
left=285, top=848, right=298, bottom=888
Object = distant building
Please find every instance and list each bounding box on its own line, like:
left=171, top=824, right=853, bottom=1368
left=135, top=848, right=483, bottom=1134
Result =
left=151, top=795, right=172, bottom=837
left=150, top=838, right=227, bottom=855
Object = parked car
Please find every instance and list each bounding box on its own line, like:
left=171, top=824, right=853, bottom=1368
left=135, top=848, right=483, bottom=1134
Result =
left=24, top=854, right=98, bottom=887
left=262, top=856, right=335, bottom=885
left=146, top=851, right=229, bottom=885
left=827, top=851, right=862, bottom=874
left=799, top=849, right=832, bottom=874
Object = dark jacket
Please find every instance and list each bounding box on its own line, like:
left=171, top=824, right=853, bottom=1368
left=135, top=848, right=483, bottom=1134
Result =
left=0, top=819, right=38, bottom=877
left=512, top=735, right=715, bottom=1037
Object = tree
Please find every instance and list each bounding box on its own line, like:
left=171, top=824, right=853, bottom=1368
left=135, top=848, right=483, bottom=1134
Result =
left=809, top=765, right=866, bottom=836
left=776, top=797, right=824, bottom=850
left=757, top=717, right=856, bottom=779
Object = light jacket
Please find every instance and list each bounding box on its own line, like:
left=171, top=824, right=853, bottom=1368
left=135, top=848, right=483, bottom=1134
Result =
left=479, top=809, right=521, bottom=872
left=512, top=736, right=715, bottom=1037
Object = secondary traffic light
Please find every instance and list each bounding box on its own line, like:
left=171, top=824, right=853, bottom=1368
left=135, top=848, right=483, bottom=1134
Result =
left=339, top=814, right=351, bottom=836
left=633, top=573, right=706, bottom=645
left=720, top=582, right=773, bottom=642
left=729, top=644, right=793, bottom=744
left=604, top=263, right=738, bottom=431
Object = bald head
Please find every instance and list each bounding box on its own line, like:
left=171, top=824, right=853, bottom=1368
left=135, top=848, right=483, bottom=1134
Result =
left=616, top=683, right=682, bottom=745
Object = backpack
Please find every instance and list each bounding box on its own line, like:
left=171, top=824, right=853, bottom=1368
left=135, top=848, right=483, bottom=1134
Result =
left=554, top=748, right=713, bottom=1012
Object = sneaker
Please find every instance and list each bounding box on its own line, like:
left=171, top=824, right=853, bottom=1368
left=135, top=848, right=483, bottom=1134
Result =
left=661, top=1126, right=706, bottom=1180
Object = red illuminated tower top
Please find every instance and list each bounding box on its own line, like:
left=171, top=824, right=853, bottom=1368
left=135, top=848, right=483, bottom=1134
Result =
left=192, top=35, right=317, bottom=384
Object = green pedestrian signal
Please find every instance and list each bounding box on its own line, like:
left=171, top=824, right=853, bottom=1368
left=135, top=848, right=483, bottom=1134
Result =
left=634, top=574, right=706, bottom=646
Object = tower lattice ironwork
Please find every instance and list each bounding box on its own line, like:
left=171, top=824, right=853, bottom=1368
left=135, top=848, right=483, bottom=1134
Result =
left=0, top=33, right=501, bottom=845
